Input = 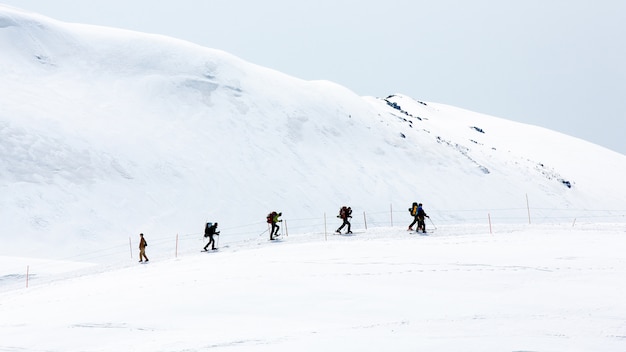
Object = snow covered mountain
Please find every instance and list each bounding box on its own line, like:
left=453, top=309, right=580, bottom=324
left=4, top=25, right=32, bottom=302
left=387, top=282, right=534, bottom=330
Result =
left=1, top=4, right=625, bottom=258
left=2, top=6, right=626, bottom=352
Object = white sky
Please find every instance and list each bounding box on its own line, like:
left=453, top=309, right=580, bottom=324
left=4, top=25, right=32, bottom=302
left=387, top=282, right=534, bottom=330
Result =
left=3, top=0, right=625, bottom=155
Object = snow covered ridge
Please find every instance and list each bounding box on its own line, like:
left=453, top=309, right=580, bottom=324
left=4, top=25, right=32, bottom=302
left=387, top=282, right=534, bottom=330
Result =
left=1, top=5, right=625, bottom=259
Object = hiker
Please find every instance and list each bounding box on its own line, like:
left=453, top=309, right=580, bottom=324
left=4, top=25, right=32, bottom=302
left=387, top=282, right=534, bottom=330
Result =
left=336, top=206, right=353, bottom=234
left=407, top=202, right=419, bottom=231
left=138, top=233, right=149, bottom=262
left=267, top=211, right=282, bottom=240
left=416, top=203, right=430, bottom=233
left=203, top=222, right=220, bottom=251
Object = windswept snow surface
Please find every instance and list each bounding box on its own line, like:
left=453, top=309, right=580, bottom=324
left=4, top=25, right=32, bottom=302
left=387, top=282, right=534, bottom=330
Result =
left=1, top=224, right=626, bottom=351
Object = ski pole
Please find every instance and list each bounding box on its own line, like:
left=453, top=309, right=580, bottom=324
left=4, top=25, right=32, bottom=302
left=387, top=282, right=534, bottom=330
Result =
left=428, top=217, right=437, bottom=230
left=258, top=228, right=269, bottom=237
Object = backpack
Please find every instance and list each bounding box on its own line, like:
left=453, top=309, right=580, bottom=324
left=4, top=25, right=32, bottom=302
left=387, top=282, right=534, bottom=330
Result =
left=410, top=202, right=418, bottom=216
left=266, top=212, right=275, bottom=223
left=204, top=222, right=213, bottom=237
left=339, top=206, right=347, bottom=218
left=339, top=206, right=351, bottom=219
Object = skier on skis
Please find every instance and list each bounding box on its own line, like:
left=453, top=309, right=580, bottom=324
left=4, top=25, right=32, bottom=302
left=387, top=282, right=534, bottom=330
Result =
left=416, top=203, right=430, bottom=233
left=407, top=202, right=419, bottom=231
left=203, top=222, right=220, bottom=251
left=336, top=206, right=353, bottom=234
left=268, top=211, right=282, bottom=240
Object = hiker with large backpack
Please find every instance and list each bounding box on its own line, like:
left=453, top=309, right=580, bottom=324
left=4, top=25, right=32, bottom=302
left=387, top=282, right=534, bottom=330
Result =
left=407, top=202, right=419, bottom=231
left=416, top=203, right=430, bottom=233
left=203, top=222, right=220, bottom=251
left=336, top=206, right=353, bottom=234
left=267, top=211, right=282, bottom=240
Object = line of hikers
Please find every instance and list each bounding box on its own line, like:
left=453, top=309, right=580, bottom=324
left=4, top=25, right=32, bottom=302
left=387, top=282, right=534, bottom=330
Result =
left=206, top=203, right=429, bottom=248
left=263, top=202, right=429, bottom=241
left=265, top=207, right=354, bottom=239
left=137, top=202, right=429, bottom=260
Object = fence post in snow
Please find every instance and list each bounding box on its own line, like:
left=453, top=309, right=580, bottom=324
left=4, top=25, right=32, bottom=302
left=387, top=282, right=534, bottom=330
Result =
left=488, top=213, right=493, bottom=235
left=526, top=193, right=531, bottom=224
left=129, top=237, right=133, bottom=260
left=175, top=233, right=179, bottom=258
left=26, top=265, right=29, bottom=288
left=324, top=212, right=327, bottom=241
left=390, top=204, right=393, bottom=227
left=363, top=211, right=368, bottom=230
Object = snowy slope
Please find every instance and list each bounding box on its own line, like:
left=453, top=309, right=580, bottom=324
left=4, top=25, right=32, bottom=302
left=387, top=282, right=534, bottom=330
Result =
left=2, top=224, right=626, bottom=352
left=1, top=4, right=625, bottom=259
left=2, top=5, right=626, bottom=352
left=378, top=95, right=626, bottom=215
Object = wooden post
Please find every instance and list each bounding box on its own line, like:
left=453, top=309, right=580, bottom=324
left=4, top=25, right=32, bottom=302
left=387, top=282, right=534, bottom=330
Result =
left=488, top=213, right=493, bottom=235
left=26, top=265, right=29, bottom=288
left=284, top=219, right=288, bottom=237
left=175, top=233, right=179, bottom=258
left=390, top=204, right=394, bottom=227
left=129, top=237, right=133, bottom=260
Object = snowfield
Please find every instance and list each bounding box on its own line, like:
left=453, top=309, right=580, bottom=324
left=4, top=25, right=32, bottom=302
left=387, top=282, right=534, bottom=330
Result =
left=2, top=223, right=626, bottom=351
left=1, top=4, right=626, bottom=351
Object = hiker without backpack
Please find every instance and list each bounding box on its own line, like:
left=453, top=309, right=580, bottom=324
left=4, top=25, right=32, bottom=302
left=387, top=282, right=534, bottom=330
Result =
left=138, top=233, right=149, bottom=262
left=267, top=211, right=282, bottom=240
left=203, top=222, right=220, bottom=251
left=407, top=202, right=419, bottom=231
left=336, top=206, right=353, bottom=234
left=416, top=203, right=430, bottom=233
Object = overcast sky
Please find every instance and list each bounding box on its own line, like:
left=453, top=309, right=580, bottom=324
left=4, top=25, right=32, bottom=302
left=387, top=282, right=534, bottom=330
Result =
left=3, top=0, right=625, bottom=155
